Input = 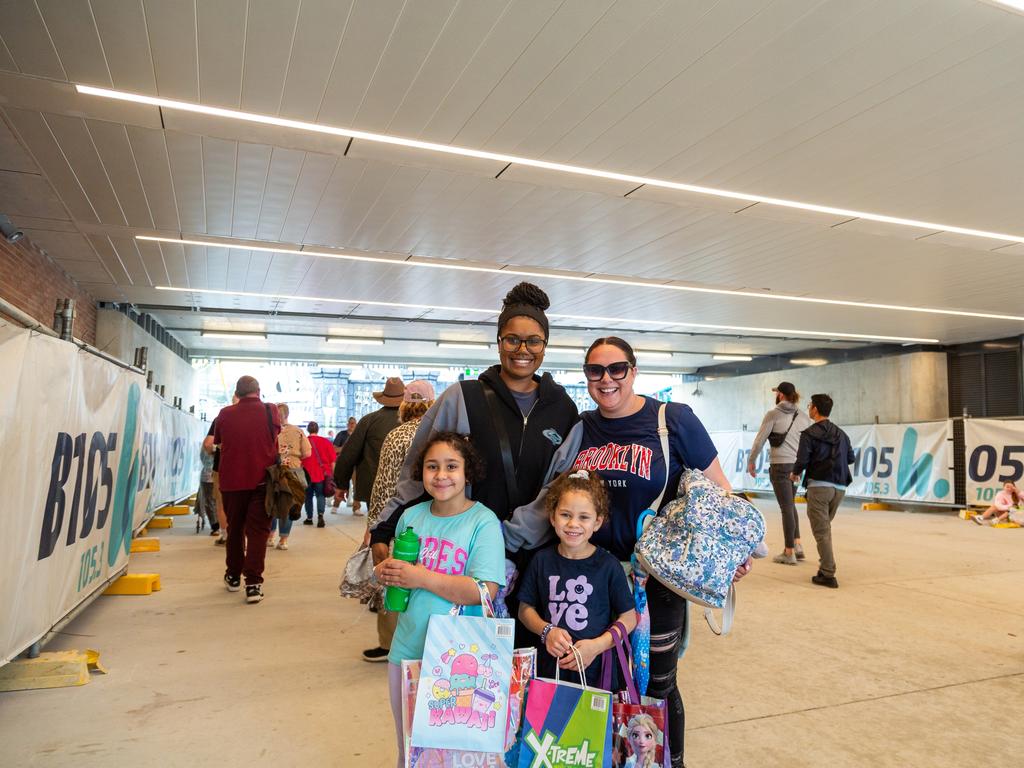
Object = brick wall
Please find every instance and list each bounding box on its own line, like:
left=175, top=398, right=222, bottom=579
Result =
left=0, top=236, right=97, bottom=345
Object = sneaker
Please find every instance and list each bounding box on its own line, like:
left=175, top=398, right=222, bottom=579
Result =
left=224, top=573, right=240, bottom=592
left=972, top=515, right=986, bottom=526
left=794, top=544, right=806, bottom=560
left=209, top=528, right=220, bottom=537
left=276, top=539, right=289, bottom=550
left=773, top=552, right=798, bottom=565
left=303, top=518, right=314, bottom=526
left=215, top=535, right=226, bottom=545
left=245, top=584, right=264, bottom=603
left=317, top=516, right=326, bottom=528
left=266, top=535, right=277, bottom=547
left=811, top=573, right=839, bottom=589
left=362, top=646, right=390, bottom=663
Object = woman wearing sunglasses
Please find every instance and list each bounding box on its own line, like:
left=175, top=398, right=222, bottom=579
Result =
left=506, top=336, right=748, bottom=767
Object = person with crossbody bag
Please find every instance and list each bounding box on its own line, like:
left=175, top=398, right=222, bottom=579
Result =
left=505, top=337, right=753, bottom=768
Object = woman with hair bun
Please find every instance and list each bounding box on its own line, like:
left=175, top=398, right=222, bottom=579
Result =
left=370, top=283, right=579, bottom=629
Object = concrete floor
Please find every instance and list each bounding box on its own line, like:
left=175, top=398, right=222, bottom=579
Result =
left=1, top=500, right=1022, bottom=767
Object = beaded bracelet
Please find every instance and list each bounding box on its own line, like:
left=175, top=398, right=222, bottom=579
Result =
left=540, top=623, right=555, bottom=644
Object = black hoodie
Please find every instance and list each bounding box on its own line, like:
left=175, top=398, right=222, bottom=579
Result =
left=370, top=365, right=579, bottom=544
left=792, top=419, right=855, bottom=486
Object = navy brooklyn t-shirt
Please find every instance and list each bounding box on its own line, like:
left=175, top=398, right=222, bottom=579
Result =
left=573, top=396, right=718, bottom=561
left=518, top=545, right=635, bottom=685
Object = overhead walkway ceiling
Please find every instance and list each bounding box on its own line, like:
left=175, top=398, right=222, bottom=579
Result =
left=2, top=0, right=1023, bottom=371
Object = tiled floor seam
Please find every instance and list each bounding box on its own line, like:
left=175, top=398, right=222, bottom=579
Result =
left=688, top=670, right=1024, bottom=731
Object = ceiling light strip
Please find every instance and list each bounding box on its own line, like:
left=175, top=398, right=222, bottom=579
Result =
left=78, top=84, right=1024, bottom=246
left=156, top=285, right=939, bottom=344
left=138, top=234, right=1024, bottom=323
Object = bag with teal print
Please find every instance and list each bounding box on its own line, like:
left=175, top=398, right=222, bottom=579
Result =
left=411, top=580, right=516, bottom=754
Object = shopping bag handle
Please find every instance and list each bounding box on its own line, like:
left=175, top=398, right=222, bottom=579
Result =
left=450, top=578, right=496, bottom=618
left=554, top=645, right=587, bottom=689
left=600, top=621, right=640, bottom=703
left=702, top=584, right=735, bottom=636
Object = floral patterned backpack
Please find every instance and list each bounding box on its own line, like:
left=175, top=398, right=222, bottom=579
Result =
left=635, top=469, right=765, bottom=636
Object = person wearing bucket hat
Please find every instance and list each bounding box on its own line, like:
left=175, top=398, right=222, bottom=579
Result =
left=359, top=379, right=438, bottom=663
left=749, top=381, right=813, bottom=565
left=333, top=377, right=405, bottom=514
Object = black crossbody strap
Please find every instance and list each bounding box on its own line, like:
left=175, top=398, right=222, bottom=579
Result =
left=480, top=381, right=519, bottom=514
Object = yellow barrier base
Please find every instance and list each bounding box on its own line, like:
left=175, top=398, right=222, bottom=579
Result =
left=959, top=509, right=981, bottom=519
left=862, top=502, right=892, bottom=511
left=130, top=538, right=160, bottom=553
left=993, top=521, right=1022, bottom=529
left=0, top=650, right=106, bottom=692
left=146, top=517, right=173, bottom=529
left=795, top=496, right=806, bottom=504
left=104, top=573, right=161, bottom=595
left=161, top=505, right=191, bottom=516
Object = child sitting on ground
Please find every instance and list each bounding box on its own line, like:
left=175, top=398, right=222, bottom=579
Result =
left=974, top=482, right=1024, bottom=526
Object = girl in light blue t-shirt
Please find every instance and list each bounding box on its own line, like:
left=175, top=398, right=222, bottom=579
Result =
left=375, top=432, right=506, bottom=768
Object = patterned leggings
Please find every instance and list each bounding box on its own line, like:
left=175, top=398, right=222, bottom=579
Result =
left=646, top=576, right=689, bottom=767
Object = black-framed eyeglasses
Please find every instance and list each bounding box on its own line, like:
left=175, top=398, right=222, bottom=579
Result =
left=498, top=334, right=547, bottom=353
left=583, top=361, right=633, bottom=381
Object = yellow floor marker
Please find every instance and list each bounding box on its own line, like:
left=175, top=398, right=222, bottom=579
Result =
left=959, top=509, right=981, bottom=520
left=0, top=649, right=106, bottom=692
left=161, top=505, right=191, bottom=515
left=862, top=502, right=892, bottom=511
left=146, top=517, right=173, bottom=529
left=993, top=521, right=1022, bottom=529
left=104, top=573, right=161, bottom=595
left=130, top=538, right=160, bottom=553
left=795, top=496, right=807, bottom=504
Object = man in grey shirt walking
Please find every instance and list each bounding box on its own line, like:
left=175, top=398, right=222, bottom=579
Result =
left=748, top=381, right=813, bottom=565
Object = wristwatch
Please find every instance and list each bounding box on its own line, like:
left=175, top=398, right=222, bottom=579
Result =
left=540, top=623, right=555, bottom=643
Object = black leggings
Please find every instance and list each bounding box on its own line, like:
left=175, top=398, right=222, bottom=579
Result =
left=646, top=576, right=688, bottom=767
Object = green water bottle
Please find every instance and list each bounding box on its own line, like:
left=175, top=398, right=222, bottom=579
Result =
left=384, top=527, right=421, bottom=613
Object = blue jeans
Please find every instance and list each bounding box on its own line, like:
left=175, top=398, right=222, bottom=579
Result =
left=271, top=516, right=294, bottom=537
left=304, top=480, right=325, bottom=519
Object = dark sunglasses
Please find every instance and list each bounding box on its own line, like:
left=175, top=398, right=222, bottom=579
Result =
left=583, top=361, right=633, bottom=381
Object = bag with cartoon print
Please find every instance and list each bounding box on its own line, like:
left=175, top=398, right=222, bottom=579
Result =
left=410, top=581, right=516, bottom=754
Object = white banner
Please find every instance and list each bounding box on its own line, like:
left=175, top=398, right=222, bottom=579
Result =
left=712, top=421, right=954, bottom=504
left=963, top=419, right=1024, bottom=506
left=0, top=324, right=206, bottom=665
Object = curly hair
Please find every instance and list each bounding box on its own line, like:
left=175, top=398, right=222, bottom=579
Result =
left=544, top=469, right=610, bottom=520
left=399, top=399, right=432, bottom=423
left=412, top=432, right=486, bottom=483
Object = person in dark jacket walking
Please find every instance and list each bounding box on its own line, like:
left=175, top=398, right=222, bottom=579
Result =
left=791, top=393, right=855, bottom=589
left=334, top=379, right=403, bottom=514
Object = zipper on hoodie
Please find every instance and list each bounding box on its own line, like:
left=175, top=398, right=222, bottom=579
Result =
left=517, top=400, right=539, bottom=465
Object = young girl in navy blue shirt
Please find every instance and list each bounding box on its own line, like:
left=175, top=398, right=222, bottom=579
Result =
left=517, top=470, right=637, bottom=685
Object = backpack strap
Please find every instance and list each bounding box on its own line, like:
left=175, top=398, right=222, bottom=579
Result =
left=702, top=585, right=735, bottom=636
left=480, top=381, right=519, bottom=515
left=650, top=403, right=671, bottom=515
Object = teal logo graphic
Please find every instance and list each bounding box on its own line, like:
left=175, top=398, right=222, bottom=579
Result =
left=896, top=428, right=950, bottom=499
left=108, top=383, right=142, bottom=566
left=542, top=428, right=563, bottom=446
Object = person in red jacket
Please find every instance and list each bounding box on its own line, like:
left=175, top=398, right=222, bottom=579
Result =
left=213, top=376, right=280, bottom=604
left=302, top=421, right=337, bottom=528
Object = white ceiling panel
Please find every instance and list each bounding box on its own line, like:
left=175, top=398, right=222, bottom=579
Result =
left=201, top=136, right=237, bottom=237
left=91, top=0, right=157, bottom=94
left=85, top=119, right=155, bottom=228
left=108, top=234, right=154, bottom=286
left=165, top=131, right=206, bottom=232
left=0, top=168, right=66, bottom=219
left=231, top=142, right=273, bottom=239
left=255, top=147, right=306, bottom=241
left=86, top=233, right=133, bottom=284
left=196, top=0, right=246, bottom=108
left=315, top=0, right=405, bottom=127
left=35, top=0, right=111, bottom=86
left=143, top=0, right=199, bottom=102
left=0, top=0, right=65, bottom=79
left=239, top=0, right=302, bottom=115
left=135, top=237, right=170, bottom=284
left=345, top=137, right=508, bottom=178
left=125, top=126, right=180, bottom=231
left=278, top=152, right=338, bottom=243
left=22, top=228, right=96, bottom=262
left=0, top=35, right=17, bottom=73
left=157, top=239, right=189, bottom=287
left=277, top=0, right=353, bottom=121
left=497, top=164, right=638, bottom=197
left=42, top=114, right=126, bottom=226
left=3, top=108, right=96, bottom=222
